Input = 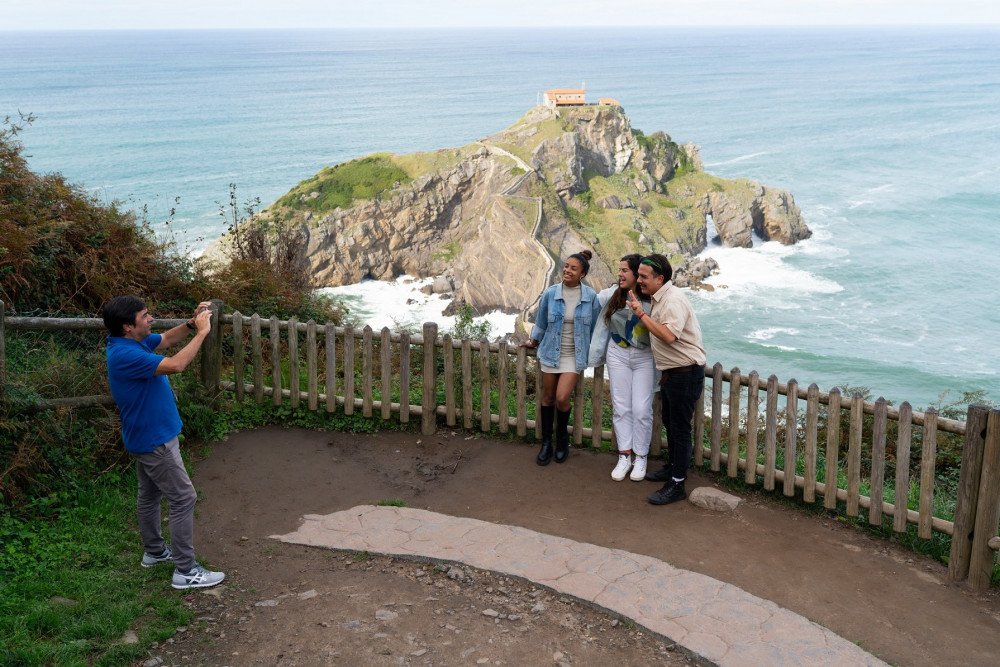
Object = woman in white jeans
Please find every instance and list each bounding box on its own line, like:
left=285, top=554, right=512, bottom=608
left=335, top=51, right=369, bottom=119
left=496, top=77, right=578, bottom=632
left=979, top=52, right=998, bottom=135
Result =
left=589, top=254, right=657, bottom=481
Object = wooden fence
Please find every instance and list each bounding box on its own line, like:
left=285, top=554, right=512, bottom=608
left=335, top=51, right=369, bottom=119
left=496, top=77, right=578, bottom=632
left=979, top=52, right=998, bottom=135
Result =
left=2, top=300, right=999, bottom=590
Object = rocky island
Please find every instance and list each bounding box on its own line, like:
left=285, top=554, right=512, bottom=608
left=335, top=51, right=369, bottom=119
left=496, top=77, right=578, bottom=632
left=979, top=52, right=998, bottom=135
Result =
left=245, top=104, right=811, bottom=319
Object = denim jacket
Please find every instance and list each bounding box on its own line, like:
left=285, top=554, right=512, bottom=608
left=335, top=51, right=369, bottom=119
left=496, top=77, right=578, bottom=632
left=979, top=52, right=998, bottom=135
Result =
left=588, top=286, right=618, bottom=367
left=530, top=282, right=601, bottom=372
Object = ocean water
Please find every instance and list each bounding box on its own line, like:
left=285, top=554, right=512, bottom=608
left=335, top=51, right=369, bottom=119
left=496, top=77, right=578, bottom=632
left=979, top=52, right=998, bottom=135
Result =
left=1, top=27, right=997, bottom=409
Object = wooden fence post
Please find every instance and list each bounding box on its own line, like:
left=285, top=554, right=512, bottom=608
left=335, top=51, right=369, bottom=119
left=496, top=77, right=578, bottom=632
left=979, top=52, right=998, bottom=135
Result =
left=591, top=364, right=604, bottom=449
left=324, top=323, right=336, bottom=413
left=710, top=363, right=723, bottom=471
left=824, top=387, right=842, bottom=510
left=421, top=322, right=438, bottom=435
left=949, top=404, right=991, bottom=582
left=232, top=312, right=244, bottom=402
left=270, top=316, right=282, bottom=406
left=763, top=375, right=778, bottom=491
left=399, top=331, right=411, bottom=423
left=0, top=300, right=6, bottom=396
left=251, top=313, right=263, bottom=404
left=380, top=327, right=391, bottom=420
left=846, top=392, right=864, bottom=517
left=804, top=383, right=819, bottom=503
left=288, top=317, right=300, bottom=409
left=343, top=325, right=355, bottom=415
left=443, top=334, right=455, bottom=426
left=361, top=325, right=373, bottom=417
left=744, top=371, right=760, bottom=484
left=727, top=367, right=741, bottom=479
left=572, top=372, right=585, bottom=446
left=479, top=339, right=491, bottom=433
left=692, top=385, right=704, bottom=466
left=870, top=398, right=888, bottom=526
left=893, top=402, right=913, bottom=534
left=462, top=339, right=473, bottom=430
left=307, top=320, right=318, bottom=411
left=968, top=409, right=1000, bottom=591
left=516, top=346, right=527, bottom=437
left=918, top=407, right=938, bottom=539
left=498, top=341, right=509, bottom=435
left=200, top=299, right=224, bottom=406
left=783, top=379, right=798, bottom=497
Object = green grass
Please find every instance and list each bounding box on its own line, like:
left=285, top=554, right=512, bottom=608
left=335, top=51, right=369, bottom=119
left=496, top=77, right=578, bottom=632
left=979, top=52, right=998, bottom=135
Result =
left=392, top=145, right=478, bottom=178
left=377, top=499, right=408, bottom=507
left=0, top=478, right=192, bottom=666
left=433, top=241, right=462, bottom=262
left=275, top=153, right=411, bottom=212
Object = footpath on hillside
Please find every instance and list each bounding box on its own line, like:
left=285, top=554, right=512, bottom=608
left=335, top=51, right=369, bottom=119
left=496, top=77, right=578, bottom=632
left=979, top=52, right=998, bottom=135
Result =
left=171, top=426, right=1000, bottom=666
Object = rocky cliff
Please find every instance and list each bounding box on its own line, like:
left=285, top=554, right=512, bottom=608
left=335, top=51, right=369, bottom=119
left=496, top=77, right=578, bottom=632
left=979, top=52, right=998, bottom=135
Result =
left=251, top=104, right=811, bottom=317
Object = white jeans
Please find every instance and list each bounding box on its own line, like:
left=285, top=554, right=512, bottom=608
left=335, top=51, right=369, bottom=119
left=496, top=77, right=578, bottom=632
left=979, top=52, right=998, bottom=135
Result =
left=605, top=342, right=656, bottom=456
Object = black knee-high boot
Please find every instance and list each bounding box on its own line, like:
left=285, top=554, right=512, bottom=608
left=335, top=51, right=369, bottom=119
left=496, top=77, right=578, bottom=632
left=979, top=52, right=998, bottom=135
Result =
left=536, top=405, right=555, bottom=466
left=554, top=409, right=571, bottom=463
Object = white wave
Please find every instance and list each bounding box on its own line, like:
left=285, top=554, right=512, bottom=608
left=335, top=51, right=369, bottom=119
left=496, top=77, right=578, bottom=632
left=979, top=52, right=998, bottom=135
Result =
left=317, top=275, right=517, bottom=337
left=847, top=200, right=873, bottom=209
left=866, top=184, right=893, bottom=193
left=697, top=239, right=843, bottom=298
left=758, top=343, right=797, bottom=352
left=704, top=151, right=768, bottom=167
left=748, top=326, right=801, bottom=341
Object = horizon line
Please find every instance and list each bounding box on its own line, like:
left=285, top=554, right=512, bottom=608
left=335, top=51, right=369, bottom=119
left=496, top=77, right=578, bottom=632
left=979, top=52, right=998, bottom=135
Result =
left=3, top=23, right=999, bottom=32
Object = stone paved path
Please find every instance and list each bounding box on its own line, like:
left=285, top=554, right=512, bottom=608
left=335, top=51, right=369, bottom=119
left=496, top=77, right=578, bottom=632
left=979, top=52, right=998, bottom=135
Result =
left=273, top=505, right=886, bottom=666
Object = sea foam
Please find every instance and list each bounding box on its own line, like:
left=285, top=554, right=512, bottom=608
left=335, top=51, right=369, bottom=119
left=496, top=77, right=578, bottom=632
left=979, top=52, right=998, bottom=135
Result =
left=317, top=276, right=518, bottom=337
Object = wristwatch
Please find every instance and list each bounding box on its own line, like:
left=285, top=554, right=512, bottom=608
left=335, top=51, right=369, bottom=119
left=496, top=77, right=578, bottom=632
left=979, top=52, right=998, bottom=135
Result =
left=185, top=320, right=196, bottom=330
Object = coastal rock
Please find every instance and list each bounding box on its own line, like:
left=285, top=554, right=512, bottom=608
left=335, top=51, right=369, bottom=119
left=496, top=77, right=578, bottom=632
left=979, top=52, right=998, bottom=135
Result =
left=698, top=180, right=811, bottom=247
left=249, top=104, right=811, bottom=319
left=671, top=256, right=719, bottom=288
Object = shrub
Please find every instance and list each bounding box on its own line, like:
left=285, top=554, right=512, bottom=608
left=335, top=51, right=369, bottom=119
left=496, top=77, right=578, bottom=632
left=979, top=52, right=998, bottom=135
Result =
left=202, top=184, right=346, bottom=322
left=0, top=114, right=198, bottom=316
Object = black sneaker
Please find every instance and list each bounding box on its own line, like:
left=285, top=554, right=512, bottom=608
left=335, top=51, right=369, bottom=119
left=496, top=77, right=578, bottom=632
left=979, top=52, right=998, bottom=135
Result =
left=644, top=465, right=672, bottom=482
left=647, top=481, right=686, bottom=506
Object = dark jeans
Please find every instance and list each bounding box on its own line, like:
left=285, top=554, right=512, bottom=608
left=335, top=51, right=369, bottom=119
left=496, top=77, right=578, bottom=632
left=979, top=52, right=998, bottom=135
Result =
left=660, top=366, right=705, bottom=481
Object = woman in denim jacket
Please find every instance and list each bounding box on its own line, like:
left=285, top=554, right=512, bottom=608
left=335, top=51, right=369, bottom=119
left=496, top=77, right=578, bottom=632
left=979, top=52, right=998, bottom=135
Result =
left=521, top=250, right=601, bottom=465
left=588, top=254, right=657, bottom=482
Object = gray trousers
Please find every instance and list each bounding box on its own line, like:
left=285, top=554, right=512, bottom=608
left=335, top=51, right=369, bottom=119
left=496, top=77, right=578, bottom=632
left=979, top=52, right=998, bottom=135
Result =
left=131, top=436, right=197, bottom=572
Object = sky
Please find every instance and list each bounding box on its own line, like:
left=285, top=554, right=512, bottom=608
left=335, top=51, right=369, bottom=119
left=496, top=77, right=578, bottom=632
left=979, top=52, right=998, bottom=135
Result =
left=2, top=0, right=998, bottom=30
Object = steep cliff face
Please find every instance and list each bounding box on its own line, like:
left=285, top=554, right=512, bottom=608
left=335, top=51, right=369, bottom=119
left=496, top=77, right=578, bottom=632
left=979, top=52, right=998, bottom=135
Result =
left=297, top=147, right=513, bottom=286
left=257, top=104, right=812, bottom=318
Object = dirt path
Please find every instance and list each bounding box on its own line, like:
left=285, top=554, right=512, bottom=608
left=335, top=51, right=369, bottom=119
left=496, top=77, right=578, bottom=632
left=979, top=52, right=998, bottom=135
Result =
left=152, top=426, right=1000, bottom=666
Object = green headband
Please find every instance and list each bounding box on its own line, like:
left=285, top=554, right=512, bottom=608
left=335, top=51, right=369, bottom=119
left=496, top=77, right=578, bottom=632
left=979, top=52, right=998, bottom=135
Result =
left=640, top=259, right=662, bottom=273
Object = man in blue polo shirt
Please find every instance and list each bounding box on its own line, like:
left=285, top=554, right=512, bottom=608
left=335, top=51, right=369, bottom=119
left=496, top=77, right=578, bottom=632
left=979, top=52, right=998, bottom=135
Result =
left=103, top=295, right=225, bottom=590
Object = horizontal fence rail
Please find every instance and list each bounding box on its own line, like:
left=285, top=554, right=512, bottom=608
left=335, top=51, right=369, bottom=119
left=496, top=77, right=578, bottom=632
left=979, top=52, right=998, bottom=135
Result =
left=2, top=300, right=998, bottom=590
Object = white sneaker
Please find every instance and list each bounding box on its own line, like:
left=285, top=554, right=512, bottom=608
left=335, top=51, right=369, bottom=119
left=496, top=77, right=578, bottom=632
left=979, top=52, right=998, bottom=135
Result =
left=630, top=455, right=648, bottom=482
left=172, top=564, right=226, bottom=590
left=611, top=453, right=632, bottom=481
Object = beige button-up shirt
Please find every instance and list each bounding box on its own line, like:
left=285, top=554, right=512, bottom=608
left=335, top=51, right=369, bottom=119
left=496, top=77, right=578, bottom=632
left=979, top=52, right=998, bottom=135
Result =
left=648, top=280, right=706, bottom=370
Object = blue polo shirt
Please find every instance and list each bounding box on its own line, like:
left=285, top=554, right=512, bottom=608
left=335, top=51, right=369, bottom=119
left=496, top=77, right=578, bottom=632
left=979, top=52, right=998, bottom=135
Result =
left=106, top=334, right=182, bottom=453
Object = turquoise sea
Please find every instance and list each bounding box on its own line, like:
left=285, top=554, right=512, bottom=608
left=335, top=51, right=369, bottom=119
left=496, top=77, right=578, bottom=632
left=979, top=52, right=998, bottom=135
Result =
left=1, top=27, right=997, bottom=409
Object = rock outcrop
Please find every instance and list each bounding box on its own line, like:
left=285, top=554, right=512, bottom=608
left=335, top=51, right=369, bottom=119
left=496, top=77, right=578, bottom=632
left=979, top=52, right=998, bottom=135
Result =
left=698, top=180, right=811, bottom=247
left=249, top=104, right=812, bottom=319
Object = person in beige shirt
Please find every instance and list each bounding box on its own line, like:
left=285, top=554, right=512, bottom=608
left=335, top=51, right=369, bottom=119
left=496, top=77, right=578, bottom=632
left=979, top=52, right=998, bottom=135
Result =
left=627, top=253, right=706, bottom=506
